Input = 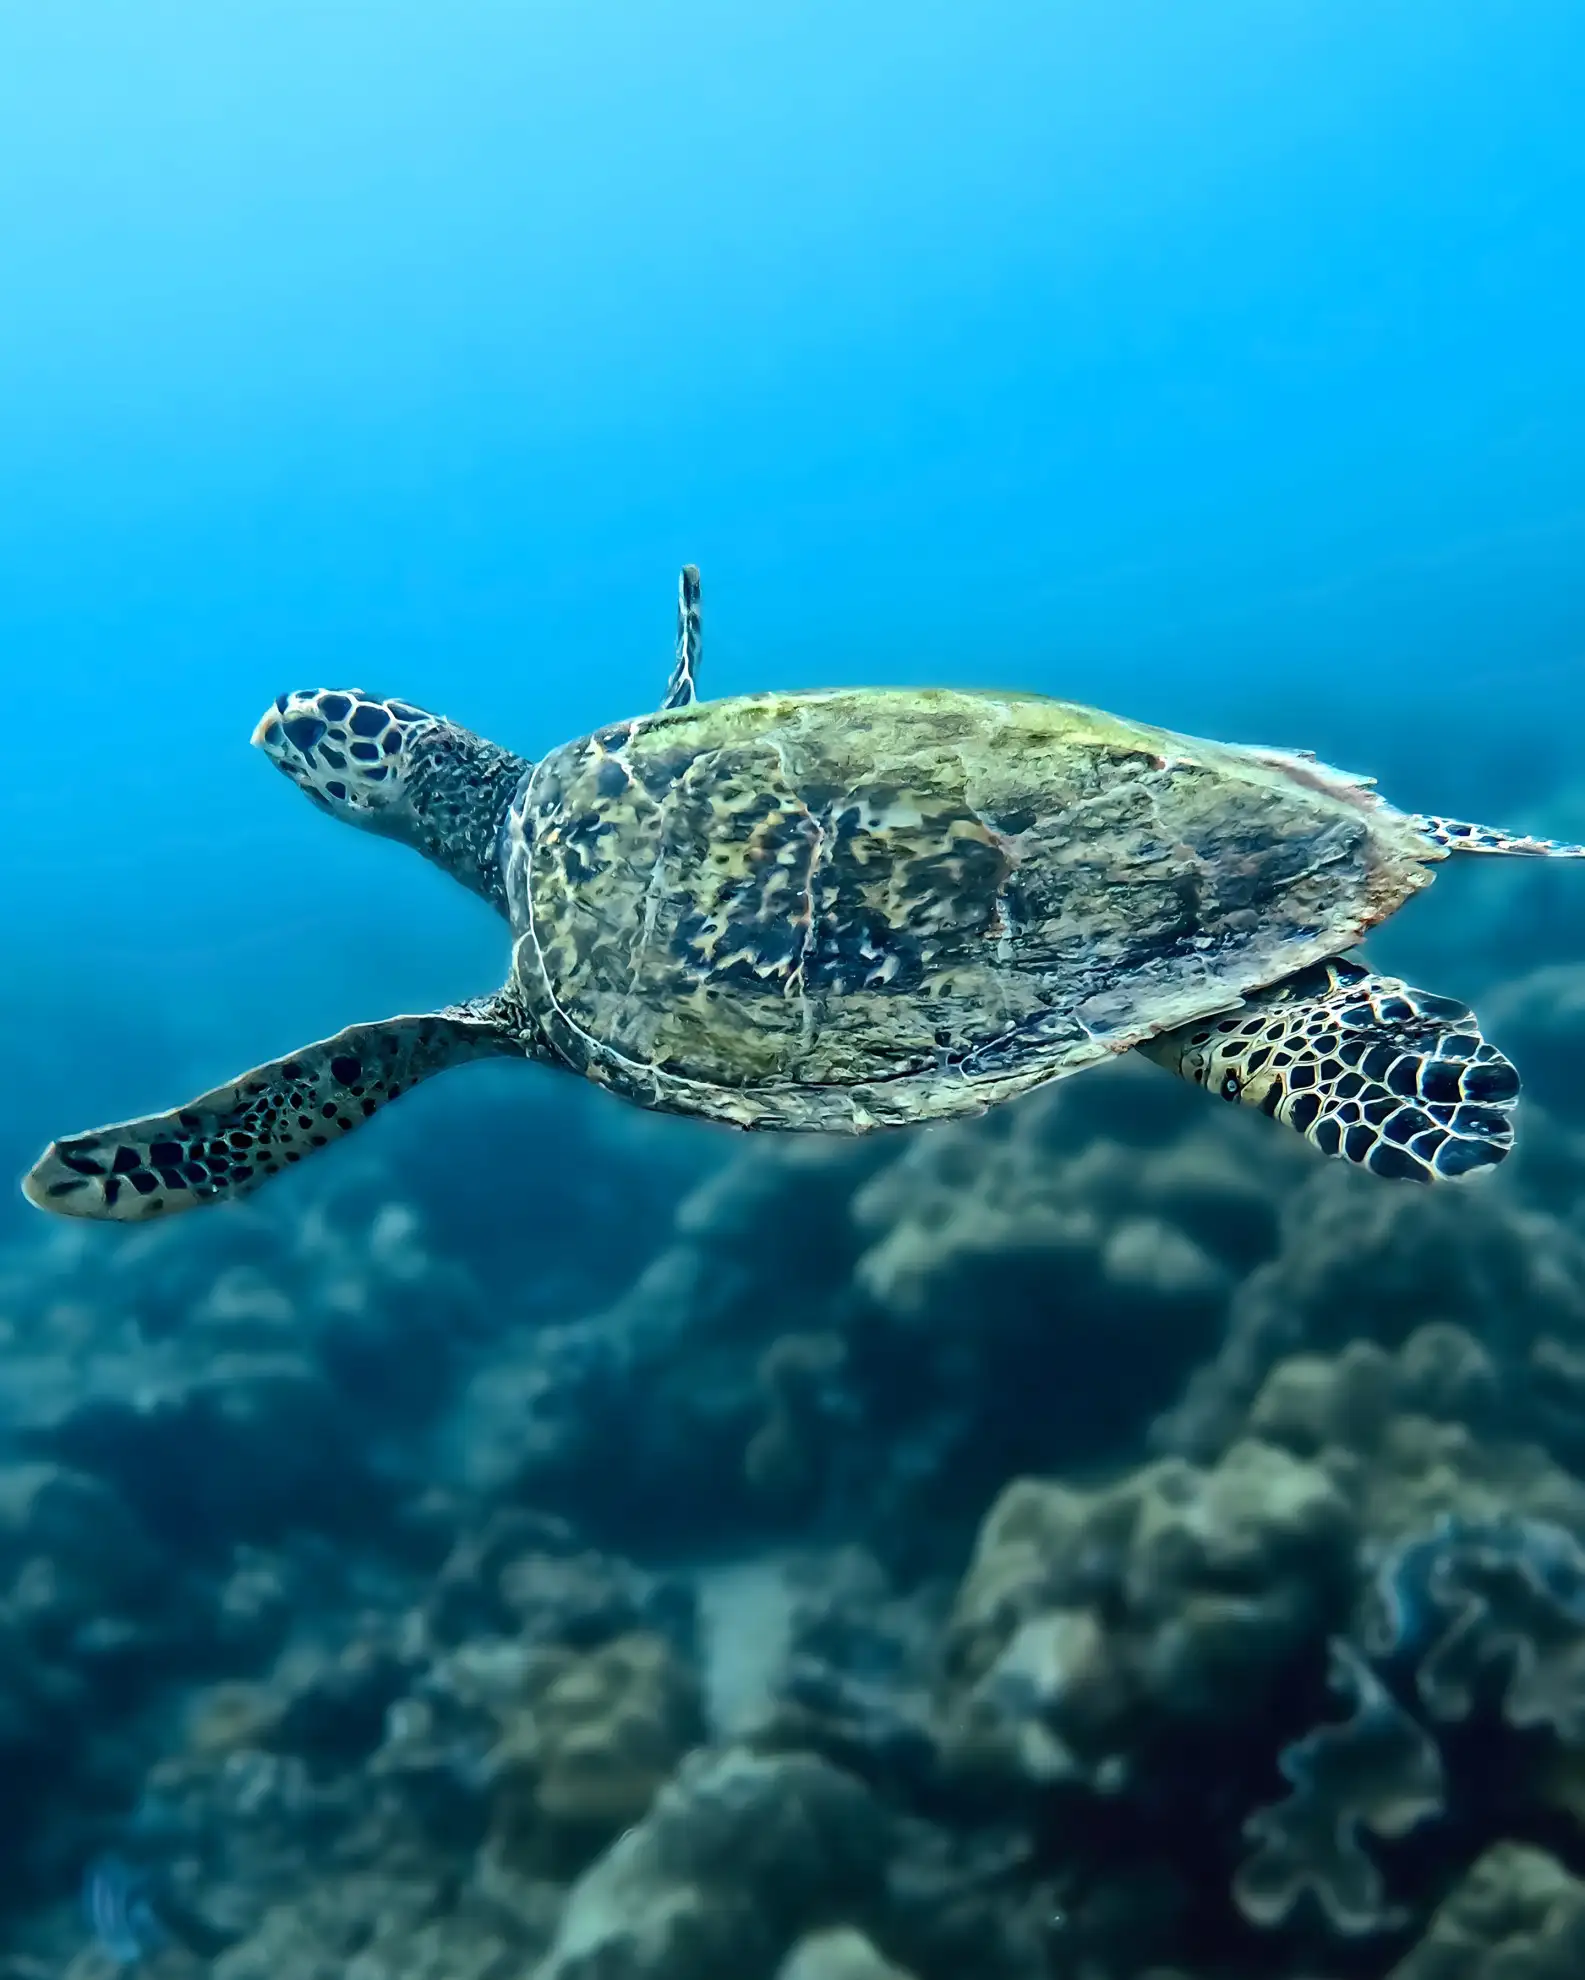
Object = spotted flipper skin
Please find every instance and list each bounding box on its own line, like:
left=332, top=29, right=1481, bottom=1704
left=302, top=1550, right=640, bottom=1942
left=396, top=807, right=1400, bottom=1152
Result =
left=23, top=1004, right=522, bottom=1221
left=1137, top=960, right=1519, bottom=1182
left=661, top=563, right=702, bottom=710
left=1413, top=814, right=1585, bottom=858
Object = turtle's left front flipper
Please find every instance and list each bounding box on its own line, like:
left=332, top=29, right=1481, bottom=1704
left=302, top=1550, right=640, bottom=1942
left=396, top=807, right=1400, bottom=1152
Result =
left=23, top=1001, right=524, bottom=1221
left=1137, top=960, right=1520, bottom=1182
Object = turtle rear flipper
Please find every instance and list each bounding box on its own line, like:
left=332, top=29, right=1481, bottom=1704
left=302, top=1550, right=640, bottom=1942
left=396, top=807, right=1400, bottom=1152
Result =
left=1139, top=960, right=1519, bottom=1183
left=1413, top=814, right=1585, bottom=858
left=23, top=1002, right=523, bottom=1221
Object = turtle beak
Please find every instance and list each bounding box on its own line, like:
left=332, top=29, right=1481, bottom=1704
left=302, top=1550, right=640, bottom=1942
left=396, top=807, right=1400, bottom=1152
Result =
left=252, top=692, right=291, bottom=752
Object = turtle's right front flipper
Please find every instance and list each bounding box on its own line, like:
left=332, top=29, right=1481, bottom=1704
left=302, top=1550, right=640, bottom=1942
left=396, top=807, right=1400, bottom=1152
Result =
left=23, top=1002, right=523, bottom=1221
left=1137, top=960, right=1520, bottom=1183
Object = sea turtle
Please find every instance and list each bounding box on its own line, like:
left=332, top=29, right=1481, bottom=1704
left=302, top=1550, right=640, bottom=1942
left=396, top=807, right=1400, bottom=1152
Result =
left=23, top=567, right=1585, bottom=1221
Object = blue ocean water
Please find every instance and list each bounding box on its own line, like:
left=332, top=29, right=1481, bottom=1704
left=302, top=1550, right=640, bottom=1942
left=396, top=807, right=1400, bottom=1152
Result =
left=2, top=0, right=1583, bottom=1214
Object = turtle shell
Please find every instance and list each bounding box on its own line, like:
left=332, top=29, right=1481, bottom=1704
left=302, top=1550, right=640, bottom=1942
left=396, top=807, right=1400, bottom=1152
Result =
left=504, top=689, right=1438, bottom=1130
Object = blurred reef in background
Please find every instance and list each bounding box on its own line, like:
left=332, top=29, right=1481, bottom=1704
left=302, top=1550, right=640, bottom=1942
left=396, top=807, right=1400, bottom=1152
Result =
left=5, top=831, right=1585, bottom=1980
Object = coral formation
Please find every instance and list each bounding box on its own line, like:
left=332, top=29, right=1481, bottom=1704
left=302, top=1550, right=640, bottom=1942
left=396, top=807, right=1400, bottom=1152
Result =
left=488, top=1630, right=705, bottom=1870
left=1157, top=1172, right=1585, bottom=1471
left=943, top=1438, right=1357, bottom=1784
left=1230, top=1517, right=1585, bottom=1943
left=847, top=1066, right=1299, bottom=1522
left=1388, top=1844, right=1585, bottom=1979
left=1240, top=1326, right=1585, bottom=1542
left=535, top=1748, right=886, bottom=1980
left=1365, top=1516, right=1585, bottom=1737
left=7, top=844, right=1585, bottom=1980
left=1234, top=1639, right=1446, bottom=1934
left=777, top=1928, right=919, bottom=1980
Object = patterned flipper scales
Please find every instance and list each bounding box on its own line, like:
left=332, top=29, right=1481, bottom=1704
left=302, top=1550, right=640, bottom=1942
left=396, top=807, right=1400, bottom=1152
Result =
left=1412, top=814, right=1585, bottom=858
left=1138, top=960, right=1520, bottom=1183
left=23, top=1004, right=520, bottom=1221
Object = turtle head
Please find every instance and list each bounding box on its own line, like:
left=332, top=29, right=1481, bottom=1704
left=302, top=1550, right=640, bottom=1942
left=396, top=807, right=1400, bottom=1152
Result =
left=253, top=688, right=529, bottom=914
left=253, top=689, right=437, bottom=827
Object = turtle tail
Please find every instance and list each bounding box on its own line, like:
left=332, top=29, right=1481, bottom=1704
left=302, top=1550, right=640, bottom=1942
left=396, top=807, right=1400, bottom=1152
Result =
left=1412, top=814, right=1585, bottom=858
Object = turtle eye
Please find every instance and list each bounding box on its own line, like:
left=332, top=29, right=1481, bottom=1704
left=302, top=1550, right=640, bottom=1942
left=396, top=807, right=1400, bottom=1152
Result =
left=1219, top=1070, right=1243, bottom=1103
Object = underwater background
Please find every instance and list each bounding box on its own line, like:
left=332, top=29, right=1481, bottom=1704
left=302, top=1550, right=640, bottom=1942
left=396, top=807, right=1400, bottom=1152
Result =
left=2, top=2, right=1585, bottom=1975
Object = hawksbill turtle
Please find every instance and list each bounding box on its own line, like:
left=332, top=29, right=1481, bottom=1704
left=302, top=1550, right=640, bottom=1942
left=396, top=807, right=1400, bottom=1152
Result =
left=23, top=568, right=1585, bottom=1220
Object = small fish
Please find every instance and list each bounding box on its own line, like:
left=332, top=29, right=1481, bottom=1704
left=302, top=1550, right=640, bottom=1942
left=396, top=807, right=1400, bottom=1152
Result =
left=81, top=1855, right=166, bottom=1970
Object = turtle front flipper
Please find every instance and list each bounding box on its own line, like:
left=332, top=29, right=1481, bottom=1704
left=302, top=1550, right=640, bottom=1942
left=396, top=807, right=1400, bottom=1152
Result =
left=660, top=564, right=702, bottom=710
left=23, top=1002, right=524, bottom=1221
left=1136, top=960, right=1519, bottom=1183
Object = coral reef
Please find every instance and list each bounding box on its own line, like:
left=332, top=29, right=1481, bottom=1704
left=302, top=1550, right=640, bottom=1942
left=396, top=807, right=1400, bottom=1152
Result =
left=438, top=1135, right=887, bottom=1548
left=7, top=837, right=1585, bottom=1980
left=1387, top=1844, right=1585, bottom=1978
left=1229, top=1515, right=1585, bottom=1950
left=942, top=1439, right=1357, bottom=1784
left=1237, top=1325, right=1585, bottom=1542
left=777, top=1929, right=919, bottom=1980
left=488, top=1629, right=705, bottom=1872
left=536, top=1748, right=885, bottom=1980
left=1486, top=966, right=1585, bottom=1124
left=1234, top=1638, right=1446, bottom=1934
left=1156, top=1172, right=1585, bottom=1472
left=845, top=1065, right=1301, bottom=1537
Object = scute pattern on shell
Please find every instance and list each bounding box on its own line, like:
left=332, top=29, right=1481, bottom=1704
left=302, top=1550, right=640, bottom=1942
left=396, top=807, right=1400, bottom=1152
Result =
left=503, top=689, right=1438, bottom=1131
